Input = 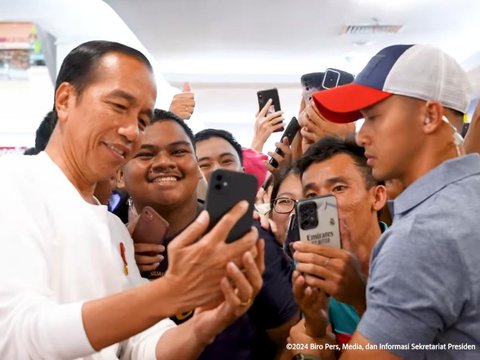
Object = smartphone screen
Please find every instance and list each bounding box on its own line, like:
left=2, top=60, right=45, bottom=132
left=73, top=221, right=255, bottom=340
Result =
left=204, top=169, right=258, bottom=243
left=296, top=194, right=341, bottom=248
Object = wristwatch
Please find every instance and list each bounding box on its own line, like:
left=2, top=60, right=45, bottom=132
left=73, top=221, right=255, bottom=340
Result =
left=292, top=354, right=321, bottom=360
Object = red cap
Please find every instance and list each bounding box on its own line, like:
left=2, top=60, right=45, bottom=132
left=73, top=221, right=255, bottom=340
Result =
left=312, top=83, right=392, bottom=123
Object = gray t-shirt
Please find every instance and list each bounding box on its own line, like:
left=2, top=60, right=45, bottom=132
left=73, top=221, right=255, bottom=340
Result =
left=358, top=154, right=480, bottom=359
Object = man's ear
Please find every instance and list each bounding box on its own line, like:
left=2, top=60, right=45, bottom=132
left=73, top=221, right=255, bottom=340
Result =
left=115, top=167, right=126, bottom=190
left=55, top=82, right=75, bottom=122
left=423, top=101, right=444, bottom=135
left=371, top=185, right=387, bottom=212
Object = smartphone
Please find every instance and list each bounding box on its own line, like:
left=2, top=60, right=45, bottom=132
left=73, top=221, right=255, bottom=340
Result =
left=284, top=213, right=299, bottom=259
left=296, top=195, right=341, bottom=248
left=301, top=72, right=325, bottom=103
left=268, top=116, right=300, bottom=168
left=131, top=206, right=169, bottom=245
left=257, top=88, right=283, bottom=132
left=322, top=68, right=354, bottom=89
left=205, top=169, right=258, bottom=243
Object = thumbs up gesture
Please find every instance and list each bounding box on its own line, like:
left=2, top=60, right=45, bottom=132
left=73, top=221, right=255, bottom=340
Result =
left=169, top=82, right=195, bottom=120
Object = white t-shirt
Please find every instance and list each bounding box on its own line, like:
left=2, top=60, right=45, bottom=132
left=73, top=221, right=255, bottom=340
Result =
left=0, top=152, right=175, bottom=359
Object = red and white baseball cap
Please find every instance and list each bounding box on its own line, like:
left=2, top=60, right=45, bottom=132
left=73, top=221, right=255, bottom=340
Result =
left=312, top=44, right=472, bottom=123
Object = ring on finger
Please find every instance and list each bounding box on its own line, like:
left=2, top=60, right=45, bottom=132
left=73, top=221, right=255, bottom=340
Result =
left=239, top=298, right=252, bottom=307
left=323, top=257, right=331, bottom=267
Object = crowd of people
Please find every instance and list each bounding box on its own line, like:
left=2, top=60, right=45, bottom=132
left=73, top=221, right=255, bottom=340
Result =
left=0, top=40, right=479, bottom=360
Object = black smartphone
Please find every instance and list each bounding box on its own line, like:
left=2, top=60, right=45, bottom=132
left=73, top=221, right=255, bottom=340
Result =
left=131, top=206, right=169, bottom=245
left=257, top=88, right=283, bottom=132
left=296, top=194, right=341, bottom=248
left=269, top=116, right=300, bottom=168
left=284, top=213, right=299, bottom=259
left=204, top=169, right=258, bottom=243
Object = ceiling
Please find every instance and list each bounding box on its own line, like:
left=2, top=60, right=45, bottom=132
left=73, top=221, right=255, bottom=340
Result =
left=2, top=0, right=480, bottom=147
left=105, top=0, right=480, bottom=91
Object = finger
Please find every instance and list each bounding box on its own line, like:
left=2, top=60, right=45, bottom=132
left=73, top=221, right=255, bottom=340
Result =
left=169, top=210, right=209, bottom=248
left=267, top=150, right=284, bottom=164
left=182, top=82, right=192, bottom=92
left=281, top=136, right=291, bottom=146
left=263, top=160, right=277, bottom=174
left=135, top=253, right=163, bottom=265
left=220, top=226, right=259, bottom=261
left=266, top=111, right=284, bottom=121
left=134, top=243, right=165, bottom=254
left=226, top=261, right=253, bottom=302
left=202, top=200, right=249, bottom=245
left=274, top=141, right=291, bottom=155
left=293, top=241, right=344, bottom=259
left=295, top=262, right=334, bottom=281
left=269, top=121, right=285, bottom=132
left=292, top=271, right=307, bottom=301
left=303, top=273, right=334, bottom=294
left=259, top=98, right=273, bottom=117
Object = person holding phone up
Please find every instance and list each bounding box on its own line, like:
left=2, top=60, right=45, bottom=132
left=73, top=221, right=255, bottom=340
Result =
left=287, top=137, right=387, bottom=357
left=0, top=41, right=264, bottom=360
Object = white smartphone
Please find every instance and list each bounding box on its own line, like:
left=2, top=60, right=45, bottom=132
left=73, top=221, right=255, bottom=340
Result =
left=296, top=194, right=341, bottom=248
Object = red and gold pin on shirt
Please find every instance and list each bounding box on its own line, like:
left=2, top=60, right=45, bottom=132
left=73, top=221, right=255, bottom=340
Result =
left=119, top=242, right=129, bottom=276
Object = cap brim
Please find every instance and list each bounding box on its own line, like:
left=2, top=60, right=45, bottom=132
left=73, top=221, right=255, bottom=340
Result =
left=312, top=84, right=392, bottom=123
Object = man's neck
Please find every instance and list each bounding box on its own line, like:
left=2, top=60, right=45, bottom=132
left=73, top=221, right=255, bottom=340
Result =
left=45, top=142, right=97, bottom=204
left=351, top=221, right=382, bottom=276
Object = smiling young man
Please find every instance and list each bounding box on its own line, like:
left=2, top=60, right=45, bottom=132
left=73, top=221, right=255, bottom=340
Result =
left=0, top=41, right=264, bottom=359
left=311, top=44, right=480, bottom=359
left=124, top=111, right=299, bottom=359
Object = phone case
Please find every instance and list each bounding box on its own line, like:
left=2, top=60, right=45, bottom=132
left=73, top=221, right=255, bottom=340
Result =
left=269, top=116, right=300, bottom=168
left=301, top=72, right=325, bottom=103
left=205, top=169, right=258, bottom=243
left=131, top=206, right=169, bottom=244
left=296, top=195, right=341, bottom=248
left=257, top=88, right=281, bottom=112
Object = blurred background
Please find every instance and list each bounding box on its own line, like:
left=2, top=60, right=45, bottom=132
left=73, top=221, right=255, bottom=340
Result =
left=2, top=0, right=480, bottom=154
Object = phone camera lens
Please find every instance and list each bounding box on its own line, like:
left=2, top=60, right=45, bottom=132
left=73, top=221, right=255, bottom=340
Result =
left=216, top=174, right=223, bottom=181
left=215, top=184, right=222, bottom=191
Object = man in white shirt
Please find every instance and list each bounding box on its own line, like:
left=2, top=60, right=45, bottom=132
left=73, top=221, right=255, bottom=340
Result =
left=0, top=40, right=263, bottom=359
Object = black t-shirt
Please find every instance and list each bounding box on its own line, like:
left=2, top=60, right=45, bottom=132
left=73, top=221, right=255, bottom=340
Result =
left=141, top=214, right=298, bottom=359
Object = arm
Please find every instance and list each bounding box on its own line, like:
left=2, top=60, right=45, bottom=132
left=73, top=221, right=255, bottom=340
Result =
left=251, top=99, right=285, bottom=153
left=155, top=239, right=265, bottom=359
left=83, top=202, right=259, bottom=350
left=292, top=242, right=366, bottom=316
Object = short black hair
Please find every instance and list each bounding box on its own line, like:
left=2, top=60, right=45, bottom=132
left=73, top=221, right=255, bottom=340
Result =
left=151, top=109, right=195, bottom=144
left=269, top=164, right=301, bottom=213
left=193, top=128, right=243, bottom=165
left=296, top=136, right=379, bottom=189
left=35, top=110, right=57, bottom=153
left=54, top=40, right=152, bottom=104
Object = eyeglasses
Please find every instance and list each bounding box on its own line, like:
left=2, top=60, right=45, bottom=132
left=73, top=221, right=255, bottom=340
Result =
left=272, top=197, right=298, bottom=214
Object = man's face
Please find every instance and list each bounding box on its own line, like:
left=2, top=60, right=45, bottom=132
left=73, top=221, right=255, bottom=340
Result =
left=301, top=153, right=381, bottom=244
left=57, top=52, right=156, bottom=182
left=123, top=120, right=200, bottom=210
left=196, top=137, right=243, bottom=181
left=357, top=95, right=425, bottom=185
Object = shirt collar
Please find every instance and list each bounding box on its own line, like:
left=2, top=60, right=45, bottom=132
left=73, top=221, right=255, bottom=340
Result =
left=393, top=154, right=480, bottom=216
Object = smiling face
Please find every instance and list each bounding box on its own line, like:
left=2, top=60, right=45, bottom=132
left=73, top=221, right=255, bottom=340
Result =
left=195, top=137, right=243, bottom=181
left=123, top=120, right=200, bottom=212
left=301, top=153, right=384, bottom=245
left=55, top=51, right=156, bottom=182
